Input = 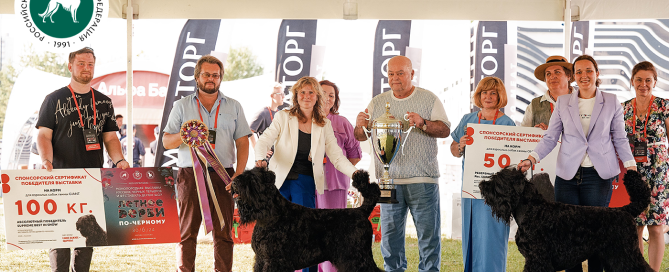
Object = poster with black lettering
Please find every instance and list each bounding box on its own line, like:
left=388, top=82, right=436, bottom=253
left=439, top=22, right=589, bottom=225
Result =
left=100, top=167, right=179, bottom=246
left=372, top=20, right=411, bottom=97
left=570, top=21, right=590, bottom=62
left=462, top=124, right=559, bottom=199
left=155, top=19, right=221, bottom=169
left=2, top=169, right=106, bottom=250
left=471, top=21, right=507, bottom=110
left=274, top=20, right=317, bottom=97
left=2, top=168, right=180, bottom=250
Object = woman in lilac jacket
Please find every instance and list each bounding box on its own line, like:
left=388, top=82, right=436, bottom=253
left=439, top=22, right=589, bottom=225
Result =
left=316, top=80, right=362, bottom=272
left=518, top=55, right=637, bottom=272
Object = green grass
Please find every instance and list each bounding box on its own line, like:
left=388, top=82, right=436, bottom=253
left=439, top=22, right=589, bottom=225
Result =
left=2, top=196, right=669, bottom=271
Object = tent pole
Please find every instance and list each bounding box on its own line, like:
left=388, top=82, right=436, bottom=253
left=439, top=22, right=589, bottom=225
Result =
left=564, top=0, right=572, bottom=61
left=126, top=0, right=134, bottom=166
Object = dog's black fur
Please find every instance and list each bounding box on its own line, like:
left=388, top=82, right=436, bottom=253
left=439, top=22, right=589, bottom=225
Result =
left=231, top=167, right=383, bottom=272
left=479, top=167, right=653, bottom=272
left=76, top=214, right=108, bottom=246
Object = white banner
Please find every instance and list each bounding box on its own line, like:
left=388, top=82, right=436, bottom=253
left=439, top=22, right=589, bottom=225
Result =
left=462, top=124, right=559, bottom=199
left=2, top=169, right=105, bottom=250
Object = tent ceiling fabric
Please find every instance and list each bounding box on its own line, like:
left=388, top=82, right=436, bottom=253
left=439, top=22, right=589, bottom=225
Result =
left=1, top=0, right=668, bottom=21
left=0, top=0, right=669, bottom=21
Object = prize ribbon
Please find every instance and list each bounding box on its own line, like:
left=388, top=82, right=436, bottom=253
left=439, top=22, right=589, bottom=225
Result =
left=181, top=119, right=233, bottom=234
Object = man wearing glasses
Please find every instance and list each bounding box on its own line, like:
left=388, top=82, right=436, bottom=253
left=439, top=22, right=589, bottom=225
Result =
left=36, top=47, right=129, bottom=272
left=162, top=55, right=251, bottom=272
left=249, top=82, right=286, bottom=151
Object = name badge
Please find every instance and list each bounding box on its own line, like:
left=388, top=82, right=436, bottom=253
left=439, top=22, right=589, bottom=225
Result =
left=83, top=128, right=101, bottom=151
left=208, top=130, right=216, bottom=149
left=628, top=134, right=648, bottom=163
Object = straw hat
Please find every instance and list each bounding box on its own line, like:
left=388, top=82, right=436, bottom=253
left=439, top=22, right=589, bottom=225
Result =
left=534, top=56, right=573, bottom=82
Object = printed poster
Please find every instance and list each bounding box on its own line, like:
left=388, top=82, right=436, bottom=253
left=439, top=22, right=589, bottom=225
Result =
left=462, top=124, right=559, bottom=199
left=2, top=167, right=179, bottom=250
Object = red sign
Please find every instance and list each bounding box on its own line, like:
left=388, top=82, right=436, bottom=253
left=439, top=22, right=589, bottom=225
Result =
left=90, top=71, right=169, bottom=109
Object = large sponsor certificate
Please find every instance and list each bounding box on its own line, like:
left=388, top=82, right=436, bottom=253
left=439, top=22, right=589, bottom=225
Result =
left=2, top=167, right=179, bottom=250
left=462, top=124, right=560, bottom=199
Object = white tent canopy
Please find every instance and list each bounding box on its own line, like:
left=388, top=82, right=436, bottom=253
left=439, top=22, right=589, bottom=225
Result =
left=1, top=0, right=669, bottom=21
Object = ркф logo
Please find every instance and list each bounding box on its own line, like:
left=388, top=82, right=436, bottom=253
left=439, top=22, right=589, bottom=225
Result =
left=14, top=0, right=109, bottom=53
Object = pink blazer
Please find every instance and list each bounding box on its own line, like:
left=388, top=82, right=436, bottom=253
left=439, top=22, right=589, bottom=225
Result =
left=533, top=89, right=634, bottom=180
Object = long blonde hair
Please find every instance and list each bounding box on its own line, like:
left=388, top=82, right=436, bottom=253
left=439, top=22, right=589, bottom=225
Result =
left=288, top=77, right=327, bottom=127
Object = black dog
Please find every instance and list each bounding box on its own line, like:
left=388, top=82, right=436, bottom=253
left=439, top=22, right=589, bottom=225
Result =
left=479, top=167, right=652, bottom=272
left=231, top=167, right=383, bottom=272
left=76, top=214, right=108, bottom=246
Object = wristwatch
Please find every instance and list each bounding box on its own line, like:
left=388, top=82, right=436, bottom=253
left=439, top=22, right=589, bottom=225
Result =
left=421, top=119, right=428, bottom=131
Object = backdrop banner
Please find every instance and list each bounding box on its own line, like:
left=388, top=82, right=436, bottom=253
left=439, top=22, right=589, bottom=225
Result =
left=274, top=19, right=318, bottom=98
left=470, top=21, right=507, bottom=112
left=372, top=20, right=411, bottom=97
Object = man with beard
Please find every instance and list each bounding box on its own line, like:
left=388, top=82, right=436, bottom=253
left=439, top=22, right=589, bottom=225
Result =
left=36, top=47, right=129, bottom=272
left=162, top=55, right=251, bottom=272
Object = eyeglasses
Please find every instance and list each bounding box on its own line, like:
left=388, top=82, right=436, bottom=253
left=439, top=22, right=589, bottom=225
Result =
left=200, top=73, right=221, bottom=79
left=271, top=92, right=285, bottom=97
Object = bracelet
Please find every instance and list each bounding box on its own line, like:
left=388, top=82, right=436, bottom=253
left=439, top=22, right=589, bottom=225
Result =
left=115, top=158, right=126, bottom=165
left=458, top=146, right=465, bottom=157
left=43, top=159, right=52, bottom=165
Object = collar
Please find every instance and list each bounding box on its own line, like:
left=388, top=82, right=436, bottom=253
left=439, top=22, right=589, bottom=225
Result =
left=539, top=91, right=556, bottom=104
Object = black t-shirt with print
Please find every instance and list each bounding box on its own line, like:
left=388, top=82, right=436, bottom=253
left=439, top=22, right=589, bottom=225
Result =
left=36, top=86, right=119, bottom=169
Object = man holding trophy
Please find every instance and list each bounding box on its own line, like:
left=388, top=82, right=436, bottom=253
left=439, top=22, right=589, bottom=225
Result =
left=355, top=56, right=451, bottom=271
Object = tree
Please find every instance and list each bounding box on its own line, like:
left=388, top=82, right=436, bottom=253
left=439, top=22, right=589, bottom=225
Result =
left=20, top=45, right=70, bottom=77
left=222, top=47, right=264, bottom=81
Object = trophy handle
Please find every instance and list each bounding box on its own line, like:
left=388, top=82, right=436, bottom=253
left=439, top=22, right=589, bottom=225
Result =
left=401, top=114, right=414, bottom=156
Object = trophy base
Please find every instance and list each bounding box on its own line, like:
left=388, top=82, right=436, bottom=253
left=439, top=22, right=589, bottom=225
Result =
left=378, top=188, right=399, bottom=204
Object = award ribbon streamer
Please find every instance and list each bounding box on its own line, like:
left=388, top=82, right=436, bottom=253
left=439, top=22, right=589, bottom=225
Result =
left=181, top=120, right=228, bottom=234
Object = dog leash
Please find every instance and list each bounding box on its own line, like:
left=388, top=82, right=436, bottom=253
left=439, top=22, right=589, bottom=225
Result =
left=521, top=159, right=534, bottom=178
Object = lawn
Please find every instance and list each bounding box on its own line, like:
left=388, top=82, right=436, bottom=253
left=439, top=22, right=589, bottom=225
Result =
left=2, top=197, right=669, bottom=271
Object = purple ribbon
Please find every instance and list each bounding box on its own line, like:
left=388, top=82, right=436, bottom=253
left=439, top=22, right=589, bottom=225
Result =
left=190, top=148, right=214, bottom=234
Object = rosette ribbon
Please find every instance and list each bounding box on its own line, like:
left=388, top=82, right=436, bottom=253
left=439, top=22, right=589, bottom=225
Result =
left=180, top=119, right=233, bottom=234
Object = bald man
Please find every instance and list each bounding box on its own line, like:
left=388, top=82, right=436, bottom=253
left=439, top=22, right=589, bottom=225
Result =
left=355, top=56, right=450, bottom=271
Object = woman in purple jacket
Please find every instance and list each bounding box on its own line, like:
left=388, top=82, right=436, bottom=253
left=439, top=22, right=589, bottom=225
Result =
left=518, top=55, right=637, bottom=272
left=316, top=80, right=362, bottom=272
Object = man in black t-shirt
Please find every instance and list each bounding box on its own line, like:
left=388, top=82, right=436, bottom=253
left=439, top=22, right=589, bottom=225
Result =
left=35, top=47, right=129, bottom=272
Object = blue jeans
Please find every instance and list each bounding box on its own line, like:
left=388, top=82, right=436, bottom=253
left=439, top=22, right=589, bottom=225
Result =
left=380, top=183, right=441, bottom=272
left=555, top=167, right=615, bottom=272
left=279, top=174, right=317, bottom=272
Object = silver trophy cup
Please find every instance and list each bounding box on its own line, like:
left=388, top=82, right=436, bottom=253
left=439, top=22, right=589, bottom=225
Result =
left=363, top=102, right=414, bottom=204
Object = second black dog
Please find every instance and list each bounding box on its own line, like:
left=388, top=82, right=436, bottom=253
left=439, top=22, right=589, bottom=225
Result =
left=479, top=167, right=653, bottom=272
left=232, top=167, right=383, bottom=272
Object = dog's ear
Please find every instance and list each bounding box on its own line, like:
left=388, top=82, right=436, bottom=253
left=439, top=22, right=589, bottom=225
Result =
left=262, top=168, right=276, bottom=184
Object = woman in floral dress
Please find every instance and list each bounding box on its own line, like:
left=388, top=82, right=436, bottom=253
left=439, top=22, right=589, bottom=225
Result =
left=623, top=61, right=669, bottom=271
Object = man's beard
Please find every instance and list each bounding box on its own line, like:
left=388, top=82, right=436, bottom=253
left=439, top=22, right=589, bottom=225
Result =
left=197, top=81, right=219, bottom=94
left=73, top=73, right=92, bottom=84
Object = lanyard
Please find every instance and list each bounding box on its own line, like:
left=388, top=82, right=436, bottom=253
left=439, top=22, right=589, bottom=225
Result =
left=550, top=103, right=554, bottom=114
left=67, top=85, right=96, bottom=129
left=478, top=110, right=499, bottom=125
left=196, top=97, right=221, bottom=130
left=632, top=96, right=654, bottom=139
left=267, top=107, right=274, bottom=121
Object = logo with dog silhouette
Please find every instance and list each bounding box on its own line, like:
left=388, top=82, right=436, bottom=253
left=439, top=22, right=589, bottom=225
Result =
left=14, top=0, right=109, bottom=53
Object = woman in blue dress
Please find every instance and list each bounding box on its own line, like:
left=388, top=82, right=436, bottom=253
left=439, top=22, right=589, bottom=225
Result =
left=450, top=76, right=515, bottom=272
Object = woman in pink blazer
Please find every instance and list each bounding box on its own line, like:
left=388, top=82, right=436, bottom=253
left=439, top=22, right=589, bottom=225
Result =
left=518, top=55, right=637, bottom=272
